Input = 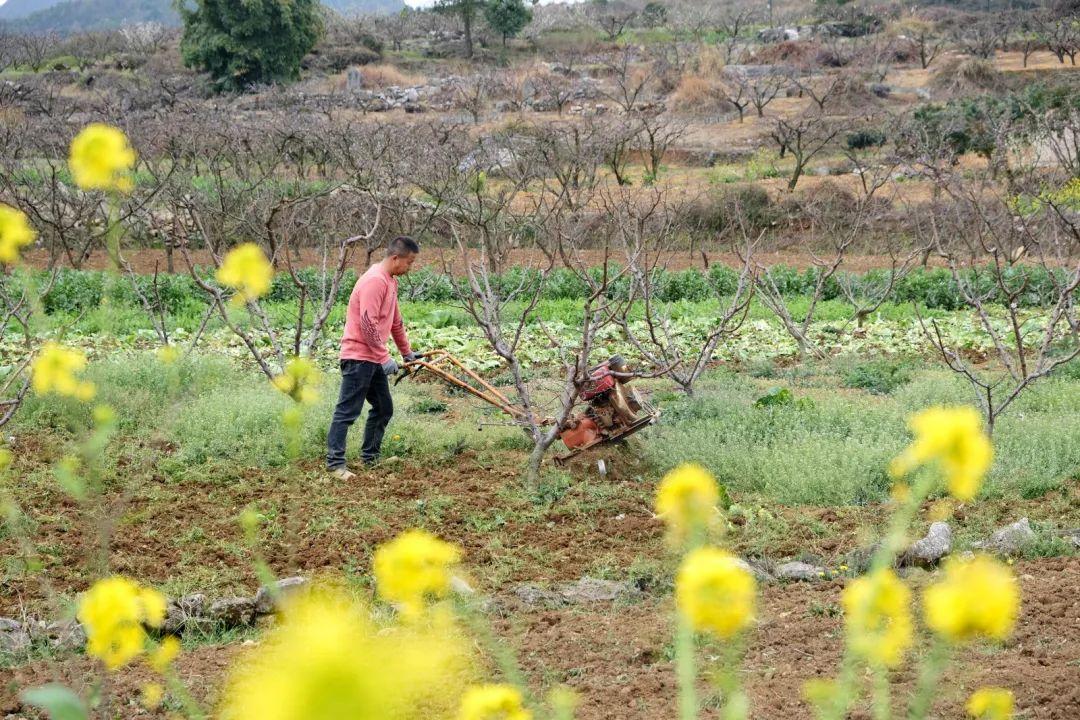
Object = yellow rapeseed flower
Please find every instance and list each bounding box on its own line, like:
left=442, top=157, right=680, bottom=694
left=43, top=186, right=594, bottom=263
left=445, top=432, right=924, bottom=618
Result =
left=31, top=342, right=96, bottom=400
left=217, top=243, right=273, bottom=304
left=0, top=204, right=36, bottom=264
left=655, top=463, right=720, bottom=543
left=141, top=682, right=164, bottom=710
left=675, top=547, right=756, bottom=638
left=272, top=357, right=322, bottom=405
left=967, top=687, right=1014, bottom=720
left=221, top=587, right=475, bottom=720
left=149, top=635, right=180, bottom=673
left=69, top=124, right=136, bottom=193
left=923, top=555, right=1019, bottom=643
left=156, top=345, right=180, bottom=365
left=373, top=529, right=462, bottom=617
left=457, top=684, right=531, bottom=720
left=889, top=406, right=993, bottom=501
left=841, top=568, right=913, bottom=668
left=77, top=576, right=167, bottom=670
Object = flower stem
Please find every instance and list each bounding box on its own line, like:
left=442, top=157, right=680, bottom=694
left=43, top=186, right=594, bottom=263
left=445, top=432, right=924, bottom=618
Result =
left=907, top=640, right=950, bottom=720
left=873, top=666, right=892, bottom=720
left=676, top=614, right=698, bottom=720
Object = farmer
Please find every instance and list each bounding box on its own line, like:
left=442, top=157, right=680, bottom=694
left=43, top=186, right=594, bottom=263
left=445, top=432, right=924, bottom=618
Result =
left=326, top=236, right=420, bottom=480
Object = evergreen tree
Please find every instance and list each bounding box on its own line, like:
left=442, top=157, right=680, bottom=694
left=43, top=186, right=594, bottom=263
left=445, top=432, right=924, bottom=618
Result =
left=177, top=0, right=323, bottom=91
left=484, top=0, right=531, bottom=47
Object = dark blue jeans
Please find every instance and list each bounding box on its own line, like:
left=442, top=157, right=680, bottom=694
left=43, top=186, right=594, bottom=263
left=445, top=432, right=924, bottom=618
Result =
left=326, top=360, right=393, bottom=469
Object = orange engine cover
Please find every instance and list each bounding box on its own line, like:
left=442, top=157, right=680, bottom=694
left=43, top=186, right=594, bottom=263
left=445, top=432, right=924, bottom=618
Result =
left=559, top=416, right=600, bottom=450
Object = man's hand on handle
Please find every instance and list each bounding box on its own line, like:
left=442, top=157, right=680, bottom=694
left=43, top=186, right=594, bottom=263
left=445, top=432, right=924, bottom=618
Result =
left=381, top=358, right=399, bottom=376
left=403, top=351, right=420, bottom=363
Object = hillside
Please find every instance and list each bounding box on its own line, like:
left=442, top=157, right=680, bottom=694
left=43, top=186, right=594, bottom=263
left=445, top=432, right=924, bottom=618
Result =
left=1, top=0, right=405, bottom=33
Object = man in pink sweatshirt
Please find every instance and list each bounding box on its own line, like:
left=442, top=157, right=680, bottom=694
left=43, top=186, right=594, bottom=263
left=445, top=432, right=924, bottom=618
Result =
left=327, top=236, right=420, bottom=479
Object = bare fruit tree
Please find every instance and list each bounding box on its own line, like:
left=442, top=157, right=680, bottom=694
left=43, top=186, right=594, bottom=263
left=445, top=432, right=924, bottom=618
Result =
left=914, top=177, right=1080, bottom=433
left=439, top=123, right=630, bottom=484
left=753, top=184, right=876, bottom=358
left=770, top=112, right=845, bottom=191
left=611, top=186, right=757, bottom=395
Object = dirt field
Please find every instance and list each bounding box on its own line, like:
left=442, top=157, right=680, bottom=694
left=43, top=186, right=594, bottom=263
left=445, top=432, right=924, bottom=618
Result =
left=20, top=246, right=946, bottom=275
left=4, top=557, right=1078, bottom=719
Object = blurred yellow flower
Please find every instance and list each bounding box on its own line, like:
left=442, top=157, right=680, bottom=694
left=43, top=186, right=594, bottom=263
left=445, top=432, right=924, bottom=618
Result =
left=31, top=342, right=96, bottom=400
left=457, top=684, right=531, bottom=720
left=889, top=406, right=992, bottom=501
left=69, top=123, right=136, bottom=193
left=156, top=345, right=180, bottom=365
left=150, top=635, right=180, bottom=673
left=272, top=357, right=322, bottom=405
left=655, top=463, right=719, bottom=543
left=374, top=529, right=462, bottom=617
left=924, top=555, right=1019, bottom=643
left=142, top=682, right=164, bottom=710
left=77, top=576, right=166, bottom=670
left=802, top=678, right=839, bottom=708
left=221, top=587, right=475, bottom=720
left=0, top=448, right=11, bottom=471
left=217, top=243, right=273, bottom=304
left=967, top=687, right=1014, bottom=720
left=676, top=547, right=755, bottom=638
left=841, top=568, right=913, bottom=668
left=0, top=204, right=36, bottom=264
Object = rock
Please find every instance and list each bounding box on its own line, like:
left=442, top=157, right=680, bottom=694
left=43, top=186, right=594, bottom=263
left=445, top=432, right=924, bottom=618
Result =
left=915, top=87, right=932, bottom=100
left=521, top=78, right=538, bottom=100
left=1059, top=529, right=1080, bottom=549
left=975, top=518, right=1036, bottom=555
left=208, top=597, right=256, bottom=627
left=403, top=87, right=419, bottom=103
left=494, top=100, right=516, bottom=113
left=812, top=166, right=831, bottom=177
left=164, top=593, right=209, bottom=634
left=557, top=577, right=638, bottom=604
left=870, top=83, right=892, bottom=98
left=513, top=584, right=563, bottom=607
left=450, top=576, right=475, bottom=595
left=735, top=558, right=775, bottom=583
left=901, top=522, right=952, bottom=567
left=254, top=577, right=308, bottom=616
left=775, top=561, right=826, bottom=582
left=0, top=618, right=30, bottom=655
left=403, top=102, right=425, bottom=114
left=33, top=619, right=86, bottom=651
left=346, top=67, right=364, bottom=92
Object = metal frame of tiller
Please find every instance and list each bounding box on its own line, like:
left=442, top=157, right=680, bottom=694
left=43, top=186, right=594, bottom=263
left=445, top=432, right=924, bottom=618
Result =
left=397, top=351, right=659, bottom=466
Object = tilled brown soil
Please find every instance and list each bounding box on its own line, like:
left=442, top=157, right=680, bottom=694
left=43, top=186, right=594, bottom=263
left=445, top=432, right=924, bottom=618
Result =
left=19, top=246, right=941, bottom=275
left=3, top=558, right=1077, bottom=720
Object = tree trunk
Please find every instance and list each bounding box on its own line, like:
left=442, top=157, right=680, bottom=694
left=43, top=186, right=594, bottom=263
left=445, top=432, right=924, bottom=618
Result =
left=788, top=160, right=804, bottom=190
left=464, top=11, right=474, bottom=59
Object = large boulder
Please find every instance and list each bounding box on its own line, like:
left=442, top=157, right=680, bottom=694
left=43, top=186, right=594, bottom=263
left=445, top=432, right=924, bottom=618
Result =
left=208, top=597, right=256, bottom=628
left=164, top=594, right=209, bottom=635
left=0, top=618, right=30, bottom=655
left=975, top=518, right=1036, bottom=555
left=254, top=577, right=308, bottom=616
left=775, top=561, right=826, bottom=582
left=901, top=522, right=952, bottom=567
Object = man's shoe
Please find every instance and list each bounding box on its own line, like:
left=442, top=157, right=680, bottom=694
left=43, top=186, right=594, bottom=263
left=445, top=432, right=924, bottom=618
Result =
left=329, top=467, right=357, bottom=481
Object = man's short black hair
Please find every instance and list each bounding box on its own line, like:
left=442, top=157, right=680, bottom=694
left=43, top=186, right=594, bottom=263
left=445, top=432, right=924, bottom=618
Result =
left=387, top=236, right=420, bottom=257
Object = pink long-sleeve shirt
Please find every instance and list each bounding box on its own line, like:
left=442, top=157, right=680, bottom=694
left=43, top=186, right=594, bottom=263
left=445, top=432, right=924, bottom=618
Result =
left=340, top=264, right=412, bottom=364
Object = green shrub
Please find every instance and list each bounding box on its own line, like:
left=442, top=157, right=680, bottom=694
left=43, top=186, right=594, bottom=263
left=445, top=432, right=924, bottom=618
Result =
left=842, top=358, right=915, bottom=395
